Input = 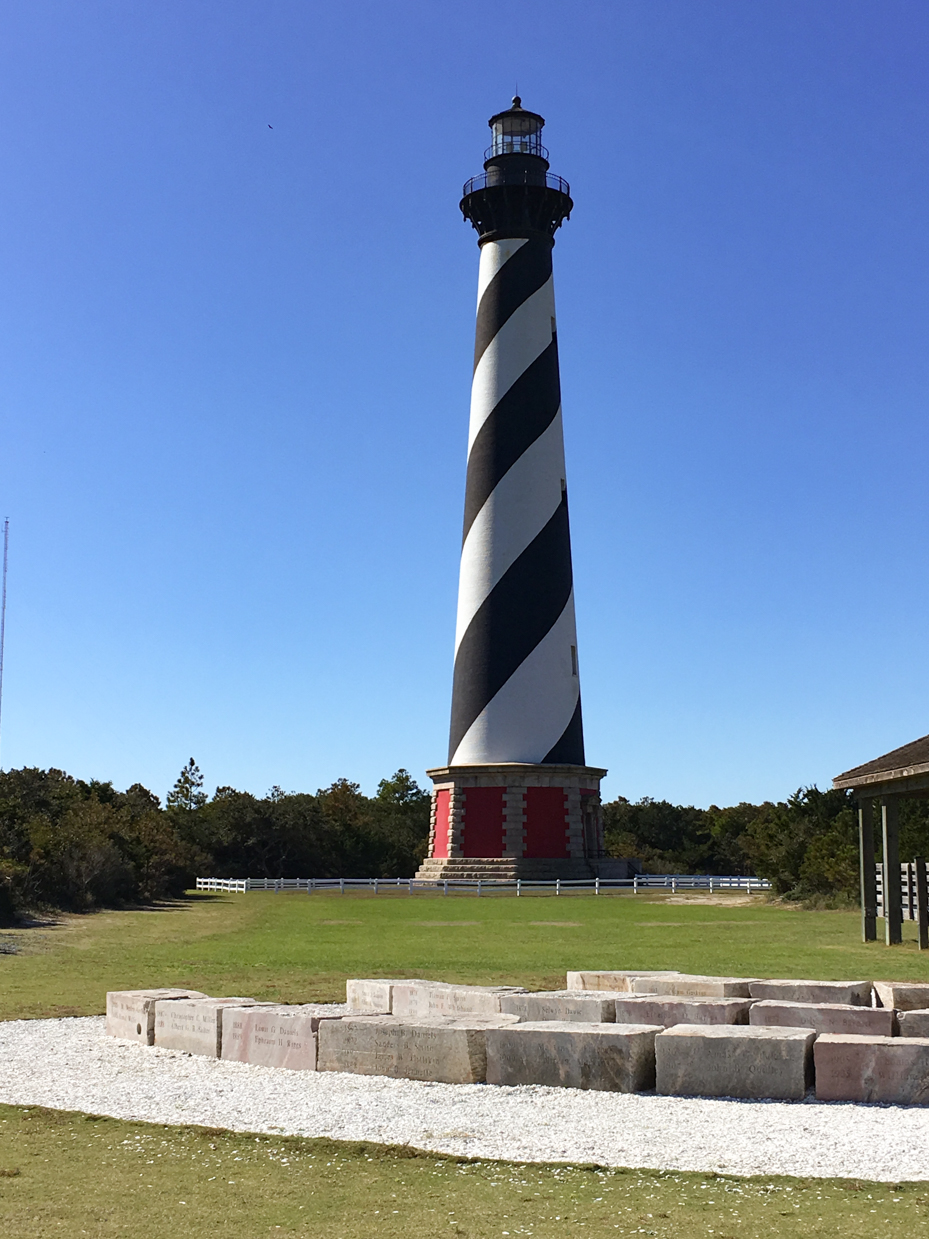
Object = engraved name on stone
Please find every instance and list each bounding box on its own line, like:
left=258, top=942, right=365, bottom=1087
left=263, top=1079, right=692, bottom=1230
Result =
left=221, top=1005, right=327, bottom=1070
left=105, top=989, right=207, bottom=1045
left=154, top=997, right=258, bottom=1056
left=317, top=1015, right=517, bottom=1084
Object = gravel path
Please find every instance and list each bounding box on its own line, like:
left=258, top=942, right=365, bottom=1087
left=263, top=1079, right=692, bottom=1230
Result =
left=1, top=1016, right=928, bottom=1181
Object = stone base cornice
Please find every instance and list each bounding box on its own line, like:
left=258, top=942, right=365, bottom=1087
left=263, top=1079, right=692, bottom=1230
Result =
left=426, top=763, right=608, bottom=782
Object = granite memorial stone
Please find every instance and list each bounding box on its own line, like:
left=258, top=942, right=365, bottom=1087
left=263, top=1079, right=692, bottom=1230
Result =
left=655, top=1023, right=815, bottom=1100
left=317, top=1014, right=518, bottom=1084
left=221, top=1005, right=333, bottom=1070
left=750, top=999, right=893, bottom=1036
left=897, top=1009, right=929, bottom=1037
left=345, top=979, right=436, bottom=1015
left=485, top=1021, right=661, bottom=1091
left=499, top=991, right=618, bottom=1023
left=391, top=982, right=526, bottom=1019
left=635, top=974, right=759, bottom=1000
left=565, top=971, right=680, bottom=993
left=748, top=979, right=871, bottom=1006
left=105, top=989, right=207, bottom=1045
left=613, top=996, right=753, bottom=1028
left=814, top=1034, right=929, bottom=1104
left=154, top=997, right=258, bottom=1057
left=873, top=982, right=929, bottom=1012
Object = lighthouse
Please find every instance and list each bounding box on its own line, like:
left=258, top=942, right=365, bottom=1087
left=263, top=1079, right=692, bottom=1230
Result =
left=418, top=99, right=614, bottom=881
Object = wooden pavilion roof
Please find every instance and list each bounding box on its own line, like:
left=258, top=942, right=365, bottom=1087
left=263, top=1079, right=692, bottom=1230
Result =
left=833, top=733, right=929, bottom=796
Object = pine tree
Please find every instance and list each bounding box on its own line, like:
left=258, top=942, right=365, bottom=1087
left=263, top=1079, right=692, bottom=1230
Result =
left=167, top=758, right=207, bottom=813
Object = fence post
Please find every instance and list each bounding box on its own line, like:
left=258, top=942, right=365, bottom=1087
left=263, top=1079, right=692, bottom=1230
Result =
left=633, top=874, right=638, bottom=894
left=517, top=879, right=521, bottom=897
left=374, top=879, right=378, bottom=896
left=340, top=878, right=344, bottom=895
left=672, top=877, right=676, bottom=894
left=477, top=880, right=482, bottom=897
left=882, top=797, right=903, bottom=945
left=556, top=879, right=561, bottom=896
left=595, top=878, right=600, bottom=896
left=443, top=879, right=448, bottom=896
left=409, top=878, right=413, bottom=895
left=915, top=856, right=928, bottom=951
left=858, top=799, right=877, bottom=942
left=709, top=876, right=713, bottom=894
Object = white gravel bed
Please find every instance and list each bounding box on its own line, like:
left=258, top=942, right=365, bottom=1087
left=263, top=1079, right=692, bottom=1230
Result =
left=1, top=1016, right=927, bottom=1181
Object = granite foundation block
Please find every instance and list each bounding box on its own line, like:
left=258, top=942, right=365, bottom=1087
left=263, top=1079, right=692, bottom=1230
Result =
left=655, top=1024, right=815, bottom=1100
left=814, top=1034, right=929, bottom=1104
left=221, top=1005, right=334, bottom=1070
left=897, top=1010, right=929, bottom=1038
left=316, top=1014, right=518, bottom=1084
left=499, top=991, right=618, bottom=1023
left=750, top=999, right=894, bottom=1036
left=565, top=971, right=680, bottom=993
left=105, top=989, right=207, bottom=1045
left=154, top=997, right=259, bottom=1056
left=345, top=979, right=435, bottom=1015
left=873, top=982, right=929, bottom=1012
left=485, top=1021, right=661, bottom=1091
left=748, top=979, right=871, bottom=1006
left=613, top=996, right=753, bottom=1028
left=635, top=974, right=759, bottom=999
left=390, top=982, right=526, bottom=1019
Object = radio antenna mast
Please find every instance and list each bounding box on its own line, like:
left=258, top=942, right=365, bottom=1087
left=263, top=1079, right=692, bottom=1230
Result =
left=0, top=518, right=8, bottom=771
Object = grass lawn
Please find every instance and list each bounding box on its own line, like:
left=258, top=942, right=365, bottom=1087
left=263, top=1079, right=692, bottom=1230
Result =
left=0, top=1105, right=926, bottom=1238
left=2, top=891, right=929, bottom=1237
left=1, top=888, right=928, bottom=1020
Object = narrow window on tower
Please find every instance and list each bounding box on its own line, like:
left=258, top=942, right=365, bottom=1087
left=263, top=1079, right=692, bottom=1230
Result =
left=551, top=315, right=557, bottom=337
left=570, top=645, right=578, bottom=676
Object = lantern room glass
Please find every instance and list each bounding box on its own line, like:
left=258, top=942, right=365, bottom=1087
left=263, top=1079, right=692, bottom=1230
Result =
left=488, top=111, right=547, bottom=159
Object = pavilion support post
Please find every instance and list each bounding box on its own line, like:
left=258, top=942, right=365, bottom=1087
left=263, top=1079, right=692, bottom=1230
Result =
left=914, top=856, right=928, bottom=951
left=882, top=796, right=902, bottom=945
left=858, top=798, right=877, bottom=942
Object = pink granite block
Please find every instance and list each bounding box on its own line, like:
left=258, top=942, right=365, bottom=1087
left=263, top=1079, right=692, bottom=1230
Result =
left=221, top=1005, right=331, bottom=1070
left=814, top=1034, right=929, bottom=1104
left=898, top=1010, right=929, bottom=1038
left=750, top=1000, right=894, bottom=1036
left=614, top=996, right=752, bottom=1028
left=749, top=979, right=871, bottom=1006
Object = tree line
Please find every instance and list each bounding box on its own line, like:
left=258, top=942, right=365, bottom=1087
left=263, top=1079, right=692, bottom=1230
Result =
left=605, top=788, right=929, bottom=901
left=5, top=759, right=929, bottom=921
left=0, top=761, right=430, bottom=922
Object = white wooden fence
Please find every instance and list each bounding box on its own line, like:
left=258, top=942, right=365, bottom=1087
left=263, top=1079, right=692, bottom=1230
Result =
left=876, top=861, right=929, bottom=921
left=196, top=874, right=770, bottom=897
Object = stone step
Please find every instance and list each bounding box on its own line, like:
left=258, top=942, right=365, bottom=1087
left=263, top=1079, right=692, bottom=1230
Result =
left=414, top=857, right=599, bottom=881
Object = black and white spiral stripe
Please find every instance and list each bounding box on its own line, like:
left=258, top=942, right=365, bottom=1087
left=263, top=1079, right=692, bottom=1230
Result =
left=448, top=234, right=585, bottom=767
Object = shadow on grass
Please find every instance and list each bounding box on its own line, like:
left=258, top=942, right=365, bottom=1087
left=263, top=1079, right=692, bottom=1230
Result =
left=1, top=892, right=227, bottom=942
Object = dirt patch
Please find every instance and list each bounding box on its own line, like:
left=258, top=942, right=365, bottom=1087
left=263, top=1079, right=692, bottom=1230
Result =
left=659, top=893, right=766, bottom=906
left=528, top=921, right=582, bottom=927
left=415, top=921, right=481, bottom=927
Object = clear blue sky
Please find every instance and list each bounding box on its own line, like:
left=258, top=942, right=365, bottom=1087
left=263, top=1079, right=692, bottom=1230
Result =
left=1, top=1, right=927, bottom=808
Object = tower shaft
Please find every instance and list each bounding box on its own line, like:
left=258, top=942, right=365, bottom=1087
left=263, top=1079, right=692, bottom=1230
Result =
left=450, top=234, right=582, bottom=766
left=419, top=100, right=613, bottom=881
